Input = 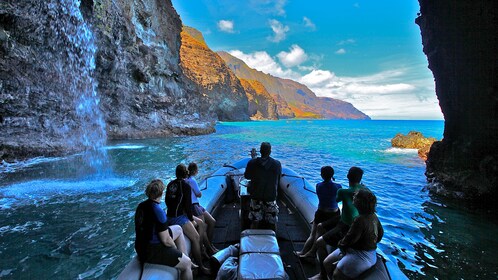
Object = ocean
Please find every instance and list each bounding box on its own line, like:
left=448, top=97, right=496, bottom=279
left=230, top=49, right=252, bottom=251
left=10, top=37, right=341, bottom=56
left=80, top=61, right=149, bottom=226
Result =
left=0, top=120, right=497, bottom=279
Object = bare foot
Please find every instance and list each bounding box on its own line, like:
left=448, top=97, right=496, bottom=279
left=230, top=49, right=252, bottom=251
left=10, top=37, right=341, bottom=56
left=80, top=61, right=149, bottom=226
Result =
left=209, top=244, right=219, bottom=254
left=200, top=266, right=211, bottom=275
left=308, top=273, right=322, bottom=280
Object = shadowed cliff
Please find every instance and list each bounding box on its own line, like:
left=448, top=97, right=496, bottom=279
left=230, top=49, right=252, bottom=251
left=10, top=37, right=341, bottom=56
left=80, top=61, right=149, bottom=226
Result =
left=0, top=0, right=216, bottom=161
left=417, top=0, right=498, bottom=210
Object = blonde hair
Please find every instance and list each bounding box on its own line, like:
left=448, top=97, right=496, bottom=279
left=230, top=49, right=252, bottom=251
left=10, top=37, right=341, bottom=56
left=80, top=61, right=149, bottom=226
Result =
left=145, top=179, right=165, bottom=199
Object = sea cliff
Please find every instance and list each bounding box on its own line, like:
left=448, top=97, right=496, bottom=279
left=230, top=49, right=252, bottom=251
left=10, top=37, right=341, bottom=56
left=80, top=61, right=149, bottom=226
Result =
left=417, top=0, right=498, bottom=210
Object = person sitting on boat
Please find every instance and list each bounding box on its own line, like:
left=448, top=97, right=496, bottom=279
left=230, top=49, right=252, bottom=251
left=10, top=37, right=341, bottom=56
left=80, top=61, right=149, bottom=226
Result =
left=165, top=164, right=211, bottom=275
left=187, top=162, right=219, bottom=255
left=295, top=166, right=341, bottom=258
left=324, top=188, right=384, bottom=279
left=244, top=142, right=282, bottom=231
left=308, top=166, right=367, bottom=280
left=134, top=179, right=193, bottom=280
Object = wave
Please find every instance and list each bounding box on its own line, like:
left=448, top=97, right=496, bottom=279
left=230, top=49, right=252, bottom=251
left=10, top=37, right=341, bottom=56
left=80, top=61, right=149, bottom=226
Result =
left=383, top=147, right=419, bottom=154
left=0, top=156, right=67, bottom=174
left=0, top=176, right=137, bottom=209
left=104, top=144, right=146, bottom=150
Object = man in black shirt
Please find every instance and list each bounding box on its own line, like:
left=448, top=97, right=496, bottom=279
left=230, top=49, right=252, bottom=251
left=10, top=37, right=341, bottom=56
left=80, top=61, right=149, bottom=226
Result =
left=244, top=142, right=282, bottom=231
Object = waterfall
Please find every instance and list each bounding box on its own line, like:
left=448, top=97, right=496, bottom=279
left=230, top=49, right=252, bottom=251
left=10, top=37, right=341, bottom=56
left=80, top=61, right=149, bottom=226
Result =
left=51, top=0, right=109, bottom=173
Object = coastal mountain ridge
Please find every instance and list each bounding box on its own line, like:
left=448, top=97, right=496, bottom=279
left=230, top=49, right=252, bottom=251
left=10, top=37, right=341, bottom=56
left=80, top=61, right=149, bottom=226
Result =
left=179, top=26, right=249, bottom=121
left=217, top=51, right=370, bottom=120
left=181, top=26, right=369, bottom=120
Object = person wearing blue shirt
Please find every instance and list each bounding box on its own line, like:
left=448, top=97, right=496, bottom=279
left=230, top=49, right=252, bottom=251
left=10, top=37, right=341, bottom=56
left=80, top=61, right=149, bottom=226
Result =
left=134, top=179, right=193, bottom=280
left=187, top=162, right=218, bottom=255
left=295, top=166, right=341, bottom=259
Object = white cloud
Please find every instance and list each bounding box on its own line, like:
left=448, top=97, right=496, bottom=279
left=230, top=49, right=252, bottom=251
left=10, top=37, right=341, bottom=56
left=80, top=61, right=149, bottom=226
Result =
left=300, top=69, right=442, bottom=120
left=277, top=45, right=308, bottom=68
left=228, top=50, right=299, bottom=80
left=337, top=39, right=356, bottom=45
left=268, top=19, right=289, bottom=42
left=217, top=20, right=235, bottom=33
left=251, top=0, right=287, bottom=16
left=335, top=48, right=346, bottom=55
left=228, top=49, right=443, bottom=120
left=303, top=17, right=316, bottom=30
left=300, top=70, right=335, bottom=87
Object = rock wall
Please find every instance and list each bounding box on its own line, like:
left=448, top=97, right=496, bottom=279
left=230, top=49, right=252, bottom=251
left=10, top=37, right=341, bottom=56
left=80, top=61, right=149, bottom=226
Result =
left=179, top=26, right=249, bottom=121
left=87, top=0, right=215, bottom=138
left=416, top=0, right=498, bottom=209
left=0, top=0, right=214, bottom=161
left=239, top=79, right=278, bottom=120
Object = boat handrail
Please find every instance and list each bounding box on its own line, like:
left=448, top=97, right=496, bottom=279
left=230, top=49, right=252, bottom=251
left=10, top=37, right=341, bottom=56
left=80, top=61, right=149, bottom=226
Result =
left=222, top=164, right=239, bottom=170
left=281, top=173, right=317, bottom=194
left=200, top=173, right=242, bottom=191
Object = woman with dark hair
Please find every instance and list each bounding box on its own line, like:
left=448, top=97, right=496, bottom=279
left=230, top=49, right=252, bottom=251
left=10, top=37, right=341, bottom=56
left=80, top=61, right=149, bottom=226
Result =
left=187, top=162, right=218, bottom=254
left=165, top=164, right=210, bottom=275
left=324, top=188, right=384, bottom=279
left=296, top=166, right=341, bottom=258
left=134, top=179, right=193, bottom=280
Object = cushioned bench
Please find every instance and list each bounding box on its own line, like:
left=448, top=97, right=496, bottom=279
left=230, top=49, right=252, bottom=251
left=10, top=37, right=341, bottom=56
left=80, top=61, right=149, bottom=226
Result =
left=238, top=229, right=288, bottom=280
left=117, top=237, right=191, bottom=280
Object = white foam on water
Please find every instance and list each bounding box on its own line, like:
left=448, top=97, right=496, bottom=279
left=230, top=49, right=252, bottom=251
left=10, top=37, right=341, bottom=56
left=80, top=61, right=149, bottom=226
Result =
left=383, top=147, right=419, bottom=154
left=103, top=144, right=146, bottom=150
left=0, top=176, right=137, bottom=201
left=0, top=156, right=67, bottom=173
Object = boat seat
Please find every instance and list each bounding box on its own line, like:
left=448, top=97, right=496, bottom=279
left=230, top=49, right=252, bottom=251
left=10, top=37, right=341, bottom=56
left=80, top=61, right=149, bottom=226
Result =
left=238, top=229, right=288, bottom=280
left=117, top=236, right=191, bottom=280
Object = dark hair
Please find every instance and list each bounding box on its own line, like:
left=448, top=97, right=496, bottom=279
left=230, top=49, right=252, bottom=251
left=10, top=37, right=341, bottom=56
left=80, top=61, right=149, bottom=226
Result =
left=353, top=189, right=377, bottom=215
left=188, top=162, right=198, bottom=177
left=347, top=166, right=364, bottom=184
left=176, top=164, right=189, bottom=179
left=260, top=142, right=271, bottom=157
left=320, top=166, right=334, bottom=181
left=145, top=179, right=165, bottom=199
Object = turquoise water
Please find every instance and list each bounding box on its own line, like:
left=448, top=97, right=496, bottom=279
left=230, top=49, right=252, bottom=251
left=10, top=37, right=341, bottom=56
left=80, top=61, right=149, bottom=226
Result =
left=1, top=120, right=497, bottom=279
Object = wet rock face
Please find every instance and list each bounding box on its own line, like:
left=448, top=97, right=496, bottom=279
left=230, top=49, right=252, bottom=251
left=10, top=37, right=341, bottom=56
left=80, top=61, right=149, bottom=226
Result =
left=417, top=0, right=498, bottom=209
left=0, top=0, right=214, bottom=161
left=91, top=0, right=214, bottom=138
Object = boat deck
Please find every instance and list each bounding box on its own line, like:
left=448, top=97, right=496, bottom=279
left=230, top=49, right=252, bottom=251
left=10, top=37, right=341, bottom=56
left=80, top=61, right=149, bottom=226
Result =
left=198, top=194, right=318, bottom=279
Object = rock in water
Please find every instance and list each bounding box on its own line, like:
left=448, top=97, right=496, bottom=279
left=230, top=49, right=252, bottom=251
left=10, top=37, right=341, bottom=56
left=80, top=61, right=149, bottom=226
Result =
left=391, top=131, right=436, bottom=160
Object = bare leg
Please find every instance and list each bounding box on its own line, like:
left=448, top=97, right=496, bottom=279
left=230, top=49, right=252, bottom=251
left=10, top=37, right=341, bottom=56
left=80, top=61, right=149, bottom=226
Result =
left=203, top=211, right=216, bottom=241
left=324, top=249, right=342, bottom=278
left=175, top=253, right=193, bottom=280
left=333, top=267, right=351, bottom=280
left=298, top=222, right=317, bottom=255
left=181, top=221, right=210, bottom=274
left=316, top=237, right=330, bottom=278
left=169, top=225, right=187, bottom=255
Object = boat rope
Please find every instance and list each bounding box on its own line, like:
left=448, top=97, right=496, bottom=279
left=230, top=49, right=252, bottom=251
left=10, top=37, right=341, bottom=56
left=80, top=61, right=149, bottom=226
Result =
left=222, top=164, right=238, bottom=170
left=200, top=173, right=241, bottom=191
left=281, top=174, right=317, bottom=194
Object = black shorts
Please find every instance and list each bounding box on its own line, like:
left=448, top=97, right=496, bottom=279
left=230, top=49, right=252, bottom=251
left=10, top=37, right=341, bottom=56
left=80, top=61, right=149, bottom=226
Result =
left=322, top=221, right=350, bottom=247
left=314, top=209, right=340, bottom=225
left=145, top=241, right=182, bottom=267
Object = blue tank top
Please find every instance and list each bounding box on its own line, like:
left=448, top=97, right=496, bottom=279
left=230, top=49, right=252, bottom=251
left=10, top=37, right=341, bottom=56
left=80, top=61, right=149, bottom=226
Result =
left=316, top=180, right=342, bottom=210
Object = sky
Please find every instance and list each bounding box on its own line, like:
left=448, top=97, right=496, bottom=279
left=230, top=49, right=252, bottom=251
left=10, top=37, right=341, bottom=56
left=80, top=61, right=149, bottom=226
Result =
left=171, top=0, right=444, bottom=120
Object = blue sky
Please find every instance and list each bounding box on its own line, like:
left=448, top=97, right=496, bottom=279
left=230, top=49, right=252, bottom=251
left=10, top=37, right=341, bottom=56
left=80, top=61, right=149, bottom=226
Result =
left=171, top=0, right=443, bottom=120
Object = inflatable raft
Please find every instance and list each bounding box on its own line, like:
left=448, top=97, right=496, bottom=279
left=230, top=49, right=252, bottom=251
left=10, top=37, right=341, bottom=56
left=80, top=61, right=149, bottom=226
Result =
left=118, top=157, right=407, bottom=279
